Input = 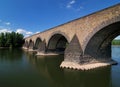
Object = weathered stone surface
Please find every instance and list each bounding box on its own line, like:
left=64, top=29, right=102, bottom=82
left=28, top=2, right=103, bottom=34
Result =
left=38, top=40, right=46, bottom=53
left=64, top=35, right=83, bottom=63
left=29, top=41, right=34, bottom=49
left=23, top=4, right=120, bottom=70
left=60, top=60, right=117, bottom=70
left=24, top=3, right=120, bottom=52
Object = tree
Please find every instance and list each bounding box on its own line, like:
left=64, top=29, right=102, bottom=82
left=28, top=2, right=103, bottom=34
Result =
left=0, top=32, right=24, bottom=48
left=0, top=33, right=6, bottom=47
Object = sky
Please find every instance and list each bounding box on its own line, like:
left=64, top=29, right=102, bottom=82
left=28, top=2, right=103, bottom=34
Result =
left=0, top=0, right=120, bottom=38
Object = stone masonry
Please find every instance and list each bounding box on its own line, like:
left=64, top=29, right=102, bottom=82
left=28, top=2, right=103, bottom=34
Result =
left=23, top=4, right=120, bottom=70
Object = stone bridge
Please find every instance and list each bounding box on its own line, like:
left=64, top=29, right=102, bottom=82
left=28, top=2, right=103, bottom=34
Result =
left=23, top=3, right=120, bottom=70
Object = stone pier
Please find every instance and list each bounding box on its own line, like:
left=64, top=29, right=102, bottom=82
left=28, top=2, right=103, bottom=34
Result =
left=23, top=3, right=120, bottom=70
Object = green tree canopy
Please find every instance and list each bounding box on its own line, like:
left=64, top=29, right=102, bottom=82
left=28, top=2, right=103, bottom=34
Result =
left=0, top=32, right=24, bottom=47
left=112, top=39, right=120, bottom=45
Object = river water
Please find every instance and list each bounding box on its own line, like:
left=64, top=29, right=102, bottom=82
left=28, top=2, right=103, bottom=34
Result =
left=0, top=46, right=120, bottom=87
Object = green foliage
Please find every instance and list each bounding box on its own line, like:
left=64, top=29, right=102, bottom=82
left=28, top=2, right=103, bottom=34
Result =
left=0, top=32, right=24, bottom=47
left=112, top=40, right=120, bottom=45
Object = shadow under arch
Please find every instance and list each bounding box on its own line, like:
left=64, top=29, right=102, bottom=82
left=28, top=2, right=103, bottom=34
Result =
left=23, top=40, right=29, bottom=48
left=83, top=16, right=120, bottom=52
left=28, top=39, right=34, bottom=49
left=84, top=21, right=120, bottom=60
left=47, top=31, right=70, bottom=45
left=47, top=33, right=69, bottom=54
left=34, top=37, right=42, bottom=50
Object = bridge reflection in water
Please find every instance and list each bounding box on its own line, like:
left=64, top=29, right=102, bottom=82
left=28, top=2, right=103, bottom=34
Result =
left=25, top=51, right=112, bottom=87
left=0, top=48, right=120, bottom=87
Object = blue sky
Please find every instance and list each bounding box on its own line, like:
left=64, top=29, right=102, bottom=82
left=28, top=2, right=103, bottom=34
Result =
left=0, top=0, right=120, bottom=38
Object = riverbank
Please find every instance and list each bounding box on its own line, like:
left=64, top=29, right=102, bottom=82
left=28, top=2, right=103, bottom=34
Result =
left=112, top=40, right=120, bottom=45
left=112, top=45, right=120, bottom=47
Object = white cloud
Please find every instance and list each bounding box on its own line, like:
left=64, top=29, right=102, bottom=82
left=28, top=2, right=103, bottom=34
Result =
left=65, top=0, right=84, bottom=12
left=26, top=31, right=33, bottom=35
left=67, top=0, right=76, bottom=8
left=0, top=20, right=11, bottom=26
left=16, top=29, right=26, bottom=34
left=0, top=28, right=34, bottom=37
left=24, top=35, right=31, bottom=37
left=35, top=31, right=40, bottom=34
left=5, top=22, right=11, bottom=26
left=16, top=29, right=33, bottom=37
left=70, top=0, right=76, bottom=4
left=0, top=29, right=12, bottom=33
left=76, top=6, right=84, bottom=11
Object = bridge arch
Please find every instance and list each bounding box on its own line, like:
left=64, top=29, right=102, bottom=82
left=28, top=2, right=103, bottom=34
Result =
left=28, top=39, right=34, bottom=49
left=24, top=40, right=29, bottom=48
left=83, top=16, right=120, bottom=51
left=47, top=31, right=70, bottom=46
left=47, top=33, right=69, bottom=53
left=84, top=21, right=120, bottom=60
left=34, top=37, right=42, bottom=50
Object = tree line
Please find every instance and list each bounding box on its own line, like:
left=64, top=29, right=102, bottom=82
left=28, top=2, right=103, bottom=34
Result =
left=112, top=40, right=120, bottom=45
left=0, top=32, right=24, bottom=48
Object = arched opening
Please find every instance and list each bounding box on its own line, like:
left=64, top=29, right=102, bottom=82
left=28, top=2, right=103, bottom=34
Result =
left=29, top=39, right=34, bottom=49
left=112, top=36, right=120, bottom=62
left=34, top=38, right=42, bottom=50
left=47, top=34, right=69, bottom=54
left=84, top=21, right=120, bottom=61
left=23, top=41, right=29, bottom=48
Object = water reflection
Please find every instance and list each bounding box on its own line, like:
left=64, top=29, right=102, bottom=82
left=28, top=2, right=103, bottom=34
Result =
left=64, top=67, right=111, bottom=87
left=112, top=46, right=120, bottom=87
left=25, top=51, right=112, bottom=87
left=0, top=48, right=23, bottom=62
left=0, top=48, right=120, bottom=87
